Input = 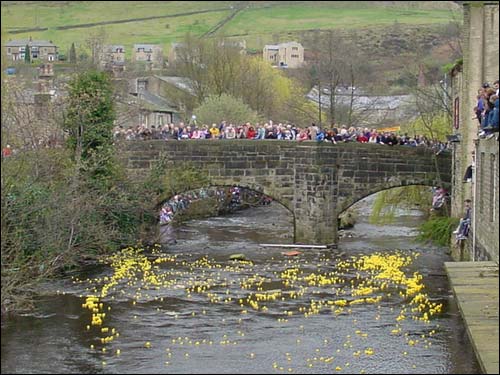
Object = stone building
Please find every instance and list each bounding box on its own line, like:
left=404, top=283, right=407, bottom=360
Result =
left=132, top=44, right=163, bottom=68
left=450, top=1, right=499, bottom=261
left=263, top=41, right=304, bottom=68
left=5, top=37, right=58, bottom=62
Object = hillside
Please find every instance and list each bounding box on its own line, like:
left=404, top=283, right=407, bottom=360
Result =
left=2, top=1, right=461, bottom=56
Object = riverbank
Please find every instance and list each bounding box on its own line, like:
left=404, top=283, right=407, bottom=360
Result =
left=444, top=261, right=499, bottom=374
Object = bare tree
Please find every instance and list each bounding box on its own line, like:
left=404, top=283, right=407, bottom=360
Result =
left=85, top=27, right=108, bottom=67
left=2, top=79, right=65, bottom=150
left=307, top=30, right=372, bottom=126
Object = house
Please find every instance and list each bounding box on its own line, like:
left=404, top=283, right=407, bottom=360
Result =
left=115, top=77, right=180, bottom=128
left=105, top=45, right=125, bottom=64
left=135, top=89, right=178, bottom=126
left=150, top=76, right=198, bottom=119
left=132, top=44, right=163, bottom=68
left=5, top=37, right=58, bottom=62
left=263, top=41, right=304, bottom=68
left=100, top=45, right=126, bottom=75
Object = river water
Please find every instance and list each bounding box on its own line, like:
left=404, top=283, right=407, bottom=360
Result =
left=1, top=198, right=480, bottom=374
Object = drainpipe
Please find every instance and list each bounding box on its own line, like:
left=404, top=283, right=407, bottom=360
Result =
left=472, top=140, right=478, bottom=261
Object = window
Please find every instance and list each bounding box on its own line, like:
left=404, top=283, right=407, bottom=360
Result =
left=7, top=47, right=11, bottom=53
left=291, top=54, right=300, bottom=58
left=158, top=114, right=164, bottom=126
left=20, top=47, right=25, bottom=52
left=32, top=53, right=38, bottom=59
left=292, top=47, right=298, bottom=51
left=48, top=55, right=54, bottom=61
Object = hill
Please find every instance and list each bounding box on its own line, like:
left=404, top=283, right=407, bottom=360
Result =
left=1, top=1, right=461, bottom=57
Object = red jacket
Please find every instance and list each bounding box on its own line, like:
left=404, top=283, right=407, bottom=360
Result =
left=247, top=128, right=256, bottom=139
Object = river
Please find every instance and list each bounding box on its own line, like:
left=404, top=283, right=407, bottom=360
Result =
left=1, top=197, right=480, bottom=374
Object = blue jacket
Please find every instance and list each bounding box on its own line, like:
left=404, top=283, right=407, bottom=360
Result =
left=487, top=98, right=499, bottom=129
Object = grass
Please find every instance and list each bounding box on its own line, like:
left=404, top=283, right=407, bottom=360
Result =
left=2, top=1, right=460, bottom=57
left=221, top=5, right=456, bottom=37
left=1, top=1, right=233, bottom=29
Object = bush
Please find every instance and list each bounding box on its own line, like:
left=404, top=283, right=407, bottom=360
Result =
left=194, top=94, right=259, bottom=126
left=417, top=216, right=459, bottom=246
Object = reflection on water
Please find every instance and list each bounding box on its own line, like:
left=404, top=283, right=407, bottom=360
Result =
left=1, top=200, right=480, bottom=374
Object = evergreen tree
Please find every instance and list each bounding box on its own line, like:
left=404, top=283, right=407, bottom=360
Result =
left=63, top=70, right=116, bottom=187
left=24, top=44, right=30, bottom=63
left=69, top=42, right=77, bottom=64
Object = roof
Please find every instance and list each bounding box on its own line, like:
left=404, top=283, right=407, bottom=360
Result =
left=6, top=39, right=57, bottom=47
left=136, top=90, right=178, bottom=113
left=134, top=44, right=161, bottom=52
left=155, top=76, right=196, bottom=96
left=264, top=41, right=302, bottom=50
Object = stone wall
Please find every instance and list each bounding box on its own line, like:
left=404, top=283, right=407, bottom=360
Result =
left=451, top=2, right=499, bottom=261
left=121, top=140, right=451, bottom=245
left=473, top=139, right=499, bottom=261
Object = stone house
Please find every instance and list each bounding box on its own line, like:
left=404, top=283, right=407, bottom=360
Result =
left=263, top=41, right=304, bottom=68
left=105, top=45, right=125, bottom=64
left=5, top=37, right=58, bottom=62
left=115, top=77, right=179, bottom=128
left=100, top=45, right=126, bottom=75
left=132, top=44, right=164, bottom=68
left=148, top=76, right=197, bottom=120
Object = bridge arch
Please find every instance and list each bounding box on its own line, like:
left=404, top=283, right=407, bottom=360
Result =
left=336, top=182, right=446, bottom=216
left=157, top=184, right=297, bottom=241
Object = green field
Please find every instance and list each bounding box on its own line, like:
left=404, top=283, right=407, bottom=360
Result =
left=223, top=4, right=456, bottom=36
left=1, top=1, right=460, bottom=57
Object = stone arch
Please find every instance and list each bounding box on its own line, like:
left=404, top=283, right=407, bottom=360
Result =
left=336, top=183, right=439, bottom=217
left=158, top=183, right=297, bottom=241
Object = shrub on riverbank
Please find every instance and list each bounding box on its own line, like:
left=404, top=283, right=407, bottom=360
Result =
left=417, top=216, right=459, bottom=247
left=1, top=71, right=156, bottom=315
left=0, top=148, right=154, bottom=315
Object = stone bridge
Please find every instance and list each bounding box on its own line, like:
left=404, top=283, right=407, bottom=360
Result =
left=122, top=140, right=451, bottom=245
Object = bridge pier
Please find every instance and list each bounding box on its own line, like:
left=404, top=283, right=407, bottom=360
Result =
left=292, top=164, right=338, bottom=245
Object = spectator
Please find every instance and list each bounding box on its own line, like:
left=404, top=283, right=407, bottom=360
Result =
left=2, top=144, right=12, bottom=157
left=454, top=199, right=472, bottom=243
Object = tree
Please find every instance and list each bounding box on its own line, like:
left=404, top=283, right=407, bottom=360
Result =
left=63, top=71, right=116, bottom=186
left=85, top=28, right=107, bottom=67
left=69, top=42, right=77, bottom=64
left=305, top=30, right=375, bottom=127
left=24, top=44, right=30, bottom=63
left=172, top=34, right=315, bottom=125
left=402, top=82, right=452, bottom=141
left=194, top=94, right=259, bottom=126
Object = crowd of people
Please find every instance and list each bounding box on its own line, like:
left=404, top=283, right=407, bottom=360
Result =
left=159, top=186, right=271, bottom=225
left=475, top=79, right=499, bottom=139
left=113, top=121, right=450, bottom=154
